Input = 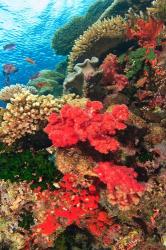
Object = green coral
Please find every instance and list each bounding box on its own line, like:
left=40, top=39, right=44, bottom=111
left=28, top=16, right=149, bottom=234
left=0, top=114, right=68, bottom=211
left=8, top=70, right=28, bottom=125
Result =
left=28, top=69, right=65, bottom=96
left=52, top=0, right=111, bottom=55
left=119, top=48, right=156, bottom=80
left=0, top=149, right=62, bottom=189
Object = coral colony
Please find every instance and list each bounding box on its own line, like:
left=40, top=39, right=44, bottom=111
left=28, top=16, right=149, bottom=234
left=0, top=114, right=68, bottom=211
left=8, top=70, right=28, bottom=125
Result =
left=0, top=0, right=166, bottom=249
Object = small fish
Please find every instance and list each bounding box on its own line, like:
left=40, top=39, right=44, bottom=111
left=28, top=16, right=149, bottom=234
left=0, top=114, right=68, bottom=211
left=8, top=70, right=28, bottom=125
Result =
left=36, top=82, right=47, bottom=88
left=25, top=57, right=36, bottom=64
left=3, top=43, right=16, bottom=50
left=2, top=63, right=18, bottom=74
left=2, top=63, right=18, bottom=85
left=30, top=72, right=40, bottom=80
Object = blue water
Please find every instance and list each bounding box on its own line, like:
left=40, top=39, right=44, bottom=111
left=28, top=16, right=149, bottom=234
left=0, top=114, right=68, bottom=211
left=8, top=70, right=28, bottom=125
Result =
left=0, top=0, right=96, bottom=88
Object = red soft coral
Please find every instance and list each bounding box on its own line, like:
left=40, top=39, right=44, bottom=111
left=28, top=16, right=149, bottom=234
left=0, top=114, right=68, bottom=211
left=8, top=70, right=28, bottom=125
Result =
left=94, top=162, right=145, bottom=210
left=127, top=17, right=164, bottom=49
left=100, top=53, right=128, bottom=91
left=33, top=174, right=99, bottom=237
left=44, top=101, right=129, bottom=154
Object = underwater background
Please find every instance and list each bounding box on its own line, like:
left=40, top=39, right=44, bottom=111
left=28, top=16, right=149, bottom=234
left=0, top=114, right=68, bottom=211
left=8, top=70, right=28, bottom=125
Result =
left=0, top=0, right=166, bottom=249
left=0, top=0, right=98, bottom=87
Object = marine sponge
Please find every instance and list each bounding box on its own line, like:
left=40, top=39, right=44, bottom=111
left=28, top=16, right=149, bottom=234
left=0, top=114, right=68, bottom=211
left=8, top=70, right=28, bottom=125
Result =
left=0, top=84, right=37, bottom=102
left=0, top=90, right=77, bottom=145
left=68, top=16, right=127, bottom=72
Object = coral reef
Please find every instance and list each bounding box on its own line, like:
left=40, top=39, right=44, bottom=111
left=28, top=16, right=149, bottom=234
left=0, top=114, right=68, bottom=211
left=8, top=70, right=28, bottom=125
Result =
left=68, top=16, right=127, bottom=72
left=44, top=101, right=129, bottom=153
left=0, top=84, right=37, bottom=102
left=0, top=1, right=166, bottom=249
left=28, top=69, right=64, bottom=96
left=52, top=0, right=111, bottom=55
left=0, top=91, right=77, bottom=145
left=0, top=180, right=35, bottom=249
left=63, top=56, right=103, bottom=96
left=147, top=0, right=166, bottom=23
left=99, top=0, right=153, bottom=20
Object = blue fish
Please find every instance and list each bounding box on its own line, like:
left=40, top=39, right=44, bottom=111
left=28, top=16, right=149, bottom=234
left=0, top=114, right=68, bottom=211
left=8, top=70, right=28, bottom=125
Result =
left=3, top=43, right=16, bottom=51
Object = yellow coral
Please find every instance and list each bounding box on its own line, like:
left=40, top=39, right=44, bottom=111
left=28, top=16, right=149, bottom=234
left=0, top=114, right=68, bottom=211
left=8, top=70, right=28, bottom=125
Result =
left=0, top=84, right=37, bottom=101
left=68, top=16, right=127, bottom=71
left=147, top=0, right=166, bottom=22
left=0, top=90, right=77, bottom=145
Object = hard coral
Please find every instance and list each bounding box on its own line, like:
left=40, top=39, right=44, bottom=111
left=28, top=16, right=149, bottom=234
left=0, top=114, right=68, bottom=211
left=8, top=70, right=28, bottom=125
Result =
left=0, top=84, right=37, bottom=102
left=101, top=53, right=128, bottom=91
left=94, top=162, right=145, bottom=210
left=68, top=16, right=127, bottom=71
left=127, top=17, right=164, bottom=48
left=44, top=101, right=129, bottom=154
left=0, top=91, right=77, bottom=145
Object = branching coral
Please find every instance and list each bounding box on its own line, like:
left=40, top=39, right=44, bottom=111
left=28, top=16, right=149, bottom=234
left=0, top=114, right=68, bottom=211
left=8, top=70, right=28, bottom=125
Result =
left=0, top=84, right=37, bottom=102
left=147, top=0, right=166, bottom=23
left=68, top=16, right=127, bottom=71
left=0, top=91, right=78, bottom=145
left=44, top=101, right=129, bottom=154
left=94, top=162, right=145, bottom=210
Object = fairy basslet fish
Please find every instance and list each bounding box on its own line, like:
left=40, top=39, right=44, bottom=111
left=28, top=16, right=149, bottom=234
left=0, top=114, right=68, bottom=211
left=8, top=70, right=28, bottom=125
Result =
left=25, top=57, right=36, bottom=64
left=3, top=43, right=16, bottom=50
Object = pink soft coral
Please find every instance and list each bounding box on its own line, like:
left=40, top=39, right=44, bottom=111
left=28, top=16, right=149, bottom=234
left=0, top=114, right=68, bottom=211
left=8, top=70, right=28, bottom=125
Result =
left=94, top=162, right=145, bottom=210
left=101, top=53, right=128, bottom=91
left=44, top=101, right=129, bottom=154
left=127, top=17, right=164, bottom=48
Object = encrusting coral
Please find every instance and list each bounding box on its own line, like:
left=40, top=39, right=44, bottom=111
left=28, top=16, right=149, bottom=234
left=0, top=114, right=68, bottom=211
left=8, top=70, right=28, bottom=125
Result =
left=68, top=16, right=127, bottom=72
left=0, top=90, right=78, bottom=145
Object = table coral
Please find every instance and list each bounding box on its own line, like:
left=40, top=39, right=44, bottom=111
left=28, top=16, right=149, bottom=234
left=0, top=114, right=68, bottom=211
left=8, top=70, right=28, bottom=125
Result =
left=68, top=16, right=127, bottom=72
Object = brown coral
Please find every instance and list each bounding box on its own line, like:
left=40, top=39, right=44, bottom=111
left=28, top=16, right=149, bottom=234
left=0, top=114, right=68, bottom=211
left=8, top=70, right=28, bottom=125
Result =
left=68, top=16, right=127, bottom=72
left=55, top=146, right=96, bottom=178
